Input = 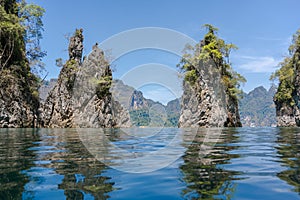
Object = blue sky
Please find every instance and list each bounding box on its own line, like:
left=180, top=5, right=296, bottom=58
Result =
left=28, top=0, right=300, bottom=104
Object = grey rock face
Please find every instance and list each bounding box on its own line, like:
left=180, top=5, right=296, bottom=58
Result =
left=226, top=94, right=242, bottom=127
left=277, top=115, right=297, bottom=127
left=0, top=66, right=40, bottom=128
left=42, top=60, right=78, bottom=127
left=275, top=100, right=298, bottom=127
left=293, top=47, right=300, bottom=126
left=275, top=93, right=300, bottom=127
left=42, top=30, right=130, bottom=128
left=179, top=61, right=241, bottom=128
left=72, top=45, right=130, bottom=128
left=68, top=28, right=84, bottom=62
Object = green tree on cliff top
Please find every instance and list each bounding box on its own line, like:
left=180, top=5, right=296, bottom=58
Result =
left=178, top=24, right=246, bottom=100
left=270, top=29, right=300, bottom=106
left=0, top=0, right=45, bottom=75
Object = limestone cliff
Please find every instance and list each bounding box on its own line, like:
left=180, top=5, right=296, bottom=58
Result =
left=42, top=59, right=78, bottom=127
left=273, top=30, right=300, bottom=127
left=178, top=25, right=243, bottom=128
left=179, top=73, right=242, bottom=128
left=0, top=66, right=40, bottom=127
left=42, top=29, right=130, bottom=128
left=293, top=44, right=300, bottom=126
left=179, top=61, right=238, bottom=128
left=0, top=2, right=41, bottom=128
left=275, top=102, right=297, bottom=127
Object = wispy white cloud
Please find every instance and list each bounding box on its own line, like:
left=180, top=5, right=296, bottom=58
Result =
left=236, top=56, right=281, bottom=73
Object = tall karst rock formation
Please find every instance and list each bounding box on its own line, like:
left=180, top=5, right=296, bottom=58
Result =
left=0, top=2, right=41, bottom=128
left=273, top=29, right=300, bottom=127
left=42, top=29, right=130, bottom=128
left=179, top=25, right=245, bottom=128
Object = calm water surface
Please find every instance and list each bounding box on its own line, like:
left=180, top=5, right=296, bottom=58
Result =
left=1, top=128, right=300, bottom=199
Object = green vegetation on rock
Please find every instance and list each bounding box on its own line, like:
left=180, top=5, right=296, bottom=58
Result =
left=271, top=29, right=300, bottom=106
left=63, top=59, right=78, bottom=91
left=270, top=57, right=295, bottom=105
left=178, top=24, right=246, bottom=100
left=270, top=29, right=300, bottom=127
left=0, top=3, right=25, bottom=68
left=0, top=0, right=45, bottom=74
left=0, top=0, right=45, bottom=127
left=65, top=59, right=78, bottom=70
left=0, top=0, right=45, bottom=99
left=95, top=76, right=112, bottom=97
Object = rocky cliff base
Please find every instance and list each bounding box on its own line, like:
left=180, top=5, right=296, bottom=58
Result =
left=0, top=66, right=40, bottom=127
left=179, top=63, right=238, bottom=128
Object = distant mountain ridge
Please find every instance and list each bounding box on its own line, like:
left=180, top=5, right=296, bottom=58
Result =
left=239, top=85, right=277, bottom=127
left=113, top=80, right=180, bottom=127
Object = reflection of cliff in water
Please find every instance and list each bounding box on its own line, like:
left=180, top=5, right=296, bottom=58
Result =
left=180, top=128, right=241, bottom=199
left=36, top=129, right=115, bottom=200
left=0, top=129, right=116, bottom=200
left=276, top=128, right=300, bottom=193
left=0, top=129, right=40, bottom=199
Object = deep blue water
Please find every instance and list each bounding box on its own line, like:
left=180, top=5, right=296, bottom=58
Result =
left=1, top=127, right=300, bottom=199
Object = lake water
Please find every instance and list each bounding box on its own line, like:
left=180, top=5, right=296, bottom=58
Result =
left=1, top=127, right=300, bottom=200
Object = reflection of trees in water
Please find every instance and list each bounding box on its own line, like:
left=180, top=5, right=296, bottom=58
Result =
left=180, top=128, right=241, bottom=199
left=0, top=128, right=115, bottom=200
left=39, top=129, right=115, bottom=200
left=276, top=128, right=300, bottom=193
left=0, top=129, right=40, bottom=199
